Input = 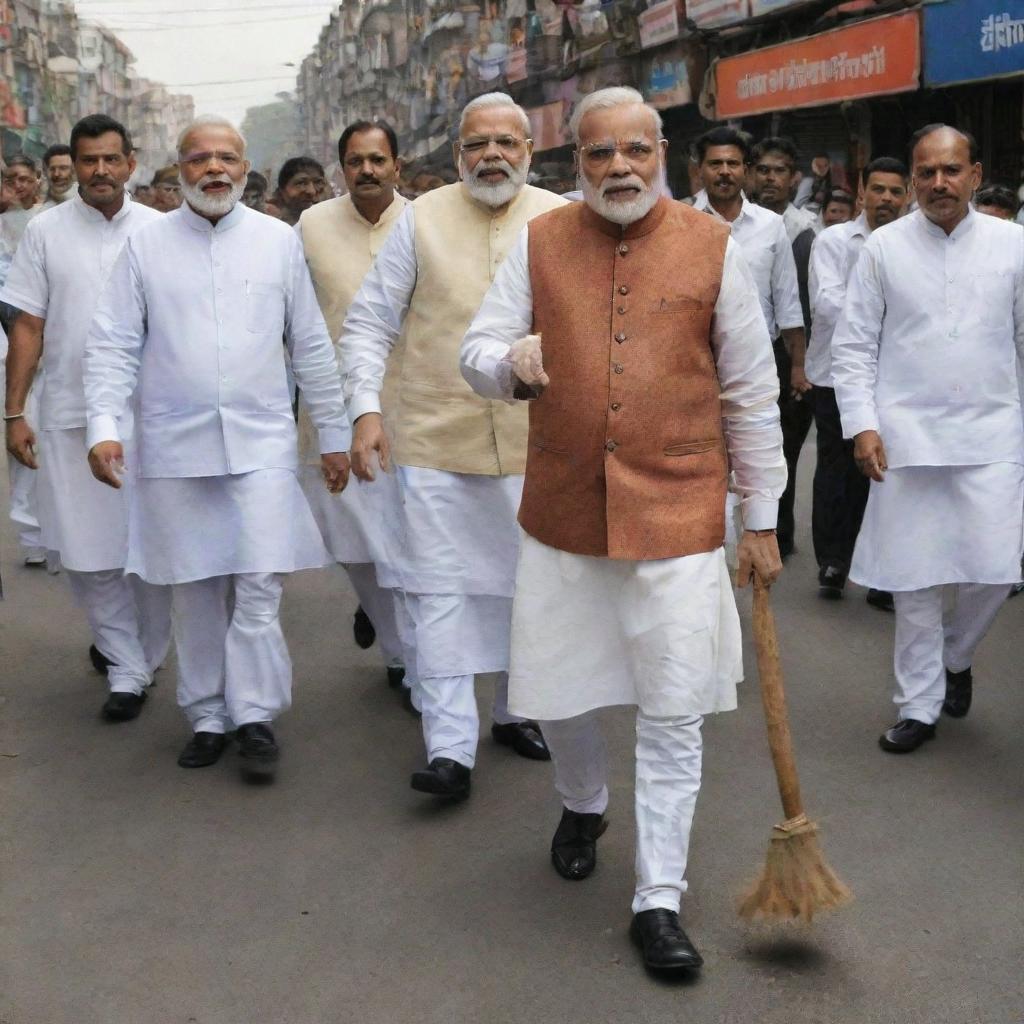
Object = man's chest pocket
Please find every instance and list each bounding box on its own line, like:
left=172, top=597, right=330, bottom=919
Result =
left=246, top=280, right=285, bottom=334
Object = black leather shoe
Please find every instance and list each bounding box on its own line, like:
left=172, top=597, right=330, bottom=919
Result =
left=177, top=731, right=228, bottom=768
left=386, top=664, right=406, bottom=689
left=89, top=644, right=114, bottom=675
left=101, top=689, right=147, bottom=722
left=630, top=909, right=704, bottom=971
left=818, top=565, right=846, bottom=600
left=236, top=723, right=279, bottom=782
left=866, top=588, right=895, bottom=612
left=943, top=667, right=973, bottom=718
left=878, top=718, right=936, bottom=753
left=353, top=605, right=376, bottom=649
left=550, top=807, right=608, bottom=881
left=491, top=720, right=551, bottom=761
left=410, top=758, right=471, bottom=799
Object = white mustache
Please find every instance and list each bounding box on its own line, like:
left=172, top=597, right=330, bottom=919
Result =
left=602, top=175, right=647, bottom=197
left=199, top=174, right=233, bottom=187
left=472, top=159, right=514, bottom=182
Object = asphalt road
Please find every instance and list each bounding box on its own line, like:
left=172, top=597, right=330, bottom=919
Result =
left=2, top=438, right=1022, bottom=1024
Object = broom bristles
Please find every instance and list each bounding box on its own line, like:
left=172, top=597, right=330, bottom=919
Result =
left=738, top=816, right=852, bottom=923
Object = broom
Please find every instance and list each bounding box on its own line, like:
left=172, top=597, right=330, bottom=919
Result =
left=737, top=575, right=852, bottom=923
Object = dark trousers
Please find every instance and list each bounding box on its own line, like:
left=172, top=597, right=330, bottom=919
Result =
left=810, top=386, right=869, bottom=573
left=773, top=338, right=814, bottom=555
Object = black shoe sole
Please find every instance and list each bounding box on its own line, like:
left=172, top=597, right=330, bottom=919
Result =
left=409, top=772, right=470, bottom=800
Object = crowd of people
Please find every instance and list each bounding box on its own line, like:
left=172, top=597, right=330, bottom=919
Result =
left=2, top=87, right=1022, bottom=976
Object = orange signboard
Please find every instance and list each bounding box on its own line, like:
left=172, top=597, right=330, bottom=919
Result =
left=714, top=10, right=920, bottom=118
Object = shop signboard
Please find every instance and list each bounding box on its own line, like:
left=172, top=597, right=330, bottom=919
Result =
left=641, top=40, right=704, bottom=109
left=749, top=0, right=813, bottom=15
left=638, top=0, right=681, bottom=49
left=714, top=10, right=920, bottom=117
left=924, top=0, right=1024, bottom=86
left=685, top=0, right=748, bottom=30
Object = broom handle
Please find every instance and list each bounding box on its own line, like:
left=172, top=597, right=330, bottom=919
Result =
left=752, top=576, right=804, bottom=822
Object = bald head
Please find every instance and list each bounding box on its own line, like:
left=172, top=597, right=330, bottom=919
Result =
left=910, top=124, right=982, bottom=234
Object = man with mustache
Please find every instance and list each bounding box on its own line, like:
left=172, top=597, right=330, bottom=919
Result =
left=807, top=157, right=909, bottom=603
left=461, top=86, right=784, bottom=973
left=693, top=127, right=807, bottom=561
left=83, top=115, right=350, bottom=779
left=2, top=114, right=171, bottom=719
left=342, top=92, right=565, bottom=800
left=41, top=145, right=75, bottom=207
left=294, top=119, right=412, bottom=701
left=832, top=125, right=1024, bottom=753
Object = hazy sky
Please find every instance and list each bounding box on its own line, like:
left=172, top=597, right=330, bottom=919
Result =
left=73, top=0, right=340, bottom=125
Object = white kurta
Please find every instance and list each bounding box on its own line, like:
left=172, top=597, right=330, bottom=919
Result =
left=832, top=208, right=1024, bottom=589
left=461, top=227, right=785, bottom=719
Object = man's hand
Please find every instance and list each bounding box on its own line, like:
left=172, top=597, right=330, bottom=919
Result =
left=88, top=441, right=125, bottom=489
left=853, top=429, right=887, bottom=482
left=350, top=412, right=390, bottom=482
left=5, top=418, right=38, bottom=469
left=736, top=529, right=783, bottom=589
left=509, top=333, right=549, bottom=393
left=790, top=365, right=812, bottom=399
left=321, top=451, right=351, bottom=494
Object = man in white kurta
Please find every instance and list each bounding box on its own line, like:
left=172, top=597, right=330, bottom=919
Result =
left=832, top=125, right=1024, bottom=753
left=3, top=115, right=171, bottom=720
left=462, top=88, right=785, bottom=973
left=295, top=119, right=410, bottom=696
left=343, top=93, right=566, bottom=800
left=83, top=117, right=350, bottom=780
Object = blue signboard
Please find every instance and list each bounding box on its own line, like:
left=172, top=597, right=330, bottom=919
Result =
left=924, top=0, right=1024, bottom=86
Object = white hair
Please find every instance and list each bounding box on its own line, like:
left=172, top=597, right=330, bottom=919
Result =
left=569, top=87, right=663, bottom=145
left=458, top=92, right=531, bottom=139
left=177, top=114, right=247, bottom=156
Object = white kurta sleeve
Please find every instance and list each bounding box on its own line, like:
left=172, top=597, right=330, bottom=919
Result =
left=770, top=217, right=804, bottom=332
left=83, top=241, right=147, bottom=449
left=460, top=227, right=533, bottom=400
left=0, top=219, right=48, bottom=317
left=711, top=238, right=786, bottom=531
left=831, top=239, right=884, bottom=439
left=284, top=235, right=350, bottom=453
left=808, top=228, right=848, bottom=340
left=341, top=205, right=418, bottom=422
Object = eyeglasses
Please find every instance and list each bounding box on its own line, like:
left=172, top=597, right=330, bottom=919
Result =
left=578, top=139, right=662, bottom=168
left=180, top=151, right=244, bottom=170
left=459, top=135, right=530, bottom=156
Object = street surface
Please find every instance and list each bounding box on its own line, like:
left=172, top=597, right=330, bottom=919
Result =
left=1, top=437, right=1022, bottom=1024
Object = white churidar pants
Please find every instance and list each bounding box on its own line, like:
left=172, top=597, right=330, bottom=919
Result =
left=65, top=570, right=172, bottom=695
left=541, top=709, right=704, bottom=914
left=893, top=583, right=1009, bottom=724
left=342, top=562, right=403, bottom=667
left=171, top=572, right=290, bottom=734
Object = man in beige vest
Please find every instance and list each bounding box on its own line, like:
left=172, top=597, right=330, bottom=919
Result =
left=342, top=92, right=566, bottom=800
left=461, top=88, right=785, bottom=973
left=296, top=119, right=410, bottom=699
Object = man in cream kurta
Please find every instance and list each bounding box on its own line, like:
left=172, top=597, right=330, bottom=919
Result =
left=461, top=88, right=785, bottom=973
left=3, top=115, right=171, bottom=720
left=296, top=119, right=410, bottom=696
left=84, top=117, right=350, bottom=781
left=832, top=125, right=1024, bottom=754
left=342, top=93, right=566, bottom=800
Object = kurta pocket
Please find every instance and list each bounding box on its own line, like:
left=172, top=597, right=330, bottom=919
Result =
left=664, top=439, right=718, bottom=456
left=245, top=281, right=284, bottom=334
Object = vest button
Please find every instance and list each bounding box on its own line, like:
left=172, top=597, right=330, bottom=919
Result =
left=618, top=244, right=629, bottom=255
left=605, top=440, right=617, bottom=452
left=615, top=332, right=627, bottom=343
left=617, top=306, right=626, bottom=315
left=618, top=285, right=629, bottom=295
left=610, top=402, right=621, bottom=411
left=613, top=363, right=624, bottom=374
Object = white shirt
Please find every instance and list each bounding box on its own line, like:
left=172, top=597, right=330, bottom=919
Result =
left=0, top=194, right=161, bottom=430
left=692, top=190, right=803, bottom=339
left=460, top=227, right=786, bottom=531
left=84, top=200, right=349, bottom=478
left=832, top=208, right=1024, bottom=467
left=782, top=202, right=820, bottom=243
left=805, top=213, right=871, bottom=387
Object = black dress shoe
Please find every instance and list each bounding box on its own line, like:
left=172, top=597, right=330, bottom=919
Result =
left=89, top=644, right=114, bottom=675
left=550, top=807, right=608, bottom=881
left=878, top=718, right=936, bottom=753
left=491, top=720, right=551, bottom=761
left=353, top=605, right=376, bottom=649
left=630, top=909, right=704, bottom=971
left=236, top=723, right=280, bottom=782
left=410, top=757, right=471, bottom=799
left=386, top=664, right=406, bottom=689
left=178, top=731, right=228, bottom=768
left=866, top=588, right=895, bottom=612
left=101, top=689, right=147, bottom=722
left=943, top=666, right=973, bottom=718
left=818, top=565, right=846, bottom=600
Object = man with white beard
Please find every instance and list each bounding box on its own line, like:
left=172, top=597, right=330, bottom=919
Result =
left=84, top=115, right=350, bottom=780
left=342, top=92, right=566, bottom=800
left=461, top=87, right=785, bottom=972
